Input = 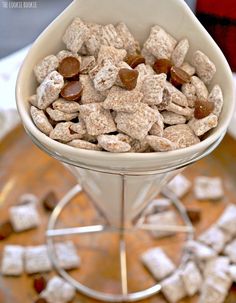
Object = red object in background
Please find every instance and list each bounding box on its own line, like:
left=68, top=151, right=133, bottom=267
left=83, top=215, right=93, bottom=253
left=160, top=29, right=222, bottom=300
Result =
left=196, top=0, right=236, bottom=72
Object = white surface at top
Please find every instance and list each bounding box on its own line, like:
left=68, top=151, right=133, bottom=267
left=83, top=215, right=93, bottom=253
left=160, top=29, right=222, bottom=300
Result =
left=0, top=45, right=236, bottom=138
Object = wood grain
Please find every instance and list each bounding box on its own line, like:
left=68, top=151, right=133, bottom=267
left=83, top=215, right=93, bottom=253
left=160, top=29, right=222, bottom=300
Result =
left=0, top=126, right=236, bottom=303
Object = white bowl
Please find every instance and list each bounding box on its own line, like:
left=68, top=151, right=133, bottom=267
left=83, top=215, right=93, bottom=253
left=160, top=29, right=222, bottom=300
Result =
left=16, top=0, right=234, bottom=173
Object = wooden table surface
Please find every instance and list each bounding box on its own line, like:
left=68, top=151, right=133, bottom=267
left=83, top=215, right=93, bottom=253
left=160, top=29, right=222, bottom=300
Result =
left=0, top=126, right=236, bottom=303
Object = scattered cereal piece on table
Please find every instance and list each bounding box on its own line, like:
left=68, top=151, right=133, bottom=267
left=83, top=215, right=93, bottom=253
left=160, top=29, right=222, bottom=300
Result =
left=166, top=174, right=191, bottom=198
left=142, top=198, right=171, bottom=216
left=141, top=247, right=176, bottom=280
left=180, top=261, right=203, bottom=296
left=9, top=203, right=40, bottom=232
left=161, top=271, right=187, bottom=303
left=1, top=245, right=25, bottom=276
left=146, top=210, right=178, bottom=238
left=185, top=240, right=217, bottom=261
left=217, top=204, right=236, bottom=236
left=224, top=239, right=236, bottom=263
left=41, top=276, right=76, bottom=303
left=198, top=225, right=229, bottom=253
left=194, top=176, right=224, bottom=200
left=204, top=257, right=230, bottom=277
left=25, top=245, right=52, bottom=274
left=55, top=241, right=80, bottom=270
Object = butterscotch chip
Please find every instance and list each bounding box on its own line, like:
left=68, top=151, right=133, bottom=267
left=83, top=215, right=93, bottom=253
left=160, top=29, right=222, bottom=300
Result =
left=60, top=81, right=83, bottom=101
left=153, top=58, right=172, bottom=75
left=170, top=66, right=190, bottom=86
left=146, top=135, right=177, bottom=152
left=126, top=54, right=146, bottom=68
left=103, top=86, right=143, bottom=113
left=188, top=114, right=218, bottom=136
left=68, top=139, right=102, bottom=151
left=42, top=192, right=58, bottom=211
left=186, top=207, right=201, bottom=224
left=0, top=221, right=14, bottom=240
left=194, top=100, right=215, bottom=119
left=141, top=74, right=166, bottom=105
left=171, top=38, right=189, bottom=67
left=46, top=107, right=78, bottom=122
left=97, top=135, right=131, bottom=152
left=115, top=103, right=157, bottom=140
left=58, top=57, right=80, bottom=78
left=52, top=98, right=80, bottom=113
left=118, top=68, right=139, bottom=90
left=164, top=124, right=200, bottom=148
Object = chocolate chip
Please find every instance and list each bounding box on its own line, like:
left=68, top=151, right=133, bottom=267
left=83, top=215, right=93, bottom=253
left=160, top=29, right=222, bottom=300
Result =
left=125, top=54, right=145, bottom=68
left=194, top=100, right=215, bottom=119
left=119, top=68, right=139, bottom=90
left=33, top=276, right=47, bottom=294
left=186, top=207, right=201, bottom=224
left=153, top=59, right=172, bottom=75
left=0, top=221, right=14, bottom=240
left=42, top=192, right=58, bottom=211
left=58, top=57, right=80, bottom=79
left=60, top=81, right=83, bottom=101
left=170, top=66, right=190, bottom=87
